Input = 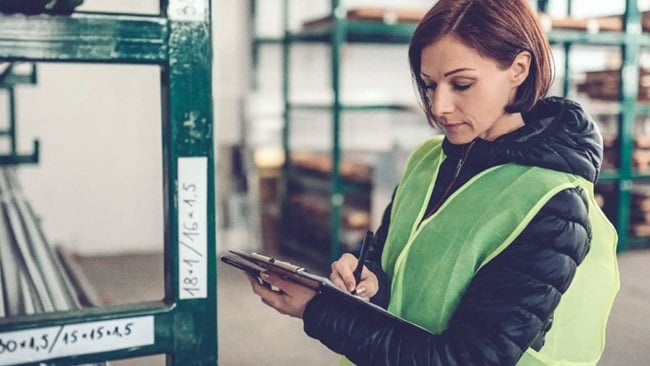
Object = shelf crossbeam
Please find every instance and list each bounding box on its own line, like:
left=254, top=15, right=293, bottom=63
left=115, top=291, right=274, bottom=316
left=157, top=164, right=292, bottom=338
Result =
left=0, top=13, right=168, bottom=64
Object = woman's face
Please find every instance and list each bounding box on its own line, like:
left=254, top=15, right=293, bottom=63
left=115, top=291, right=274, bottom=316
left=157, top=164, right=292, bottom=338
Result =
left=420, top=34, right=527, bottom=144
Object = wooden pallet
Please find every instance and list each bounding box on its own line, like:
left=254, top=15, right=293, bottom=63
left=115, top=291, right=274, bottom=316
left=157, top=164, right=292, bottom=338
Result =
left=630, top=223, right=650, bottom=236
left=577, top=69, right=650, bottom=102
left=539, top=13, right=623, bottom=32
left=289, top=193, right=370, bottom=230
left=636, top=135, right=650, bottom=149
left=634, top=149, right=650, bottom=171
left=292, top=151, right=373, bottom=184
left=302, top=7, right=427, bottom=29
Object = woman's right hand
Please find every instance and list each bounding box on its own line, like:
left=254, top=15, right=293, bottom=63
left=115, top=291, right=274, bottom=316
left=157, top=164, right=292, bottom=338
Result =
left=330, top=253, right=379, bottom=300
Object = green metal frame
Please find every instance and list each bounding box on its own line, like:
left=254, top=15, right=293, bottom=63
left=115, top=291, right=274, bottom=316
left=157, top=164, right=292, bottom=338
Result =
left=617, top=0, right=642, bottom=251
left=328, top=0, right=344, bottom=263
left=0, top=1, right=217, bottom=364
left=0, top=64, right=40, bottom=165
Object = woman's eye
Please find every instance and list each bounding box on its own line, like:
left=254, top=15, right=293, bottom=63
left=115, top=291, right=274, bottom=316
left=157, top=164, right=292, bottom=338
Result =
left=453, top=83, right=472, bottom=91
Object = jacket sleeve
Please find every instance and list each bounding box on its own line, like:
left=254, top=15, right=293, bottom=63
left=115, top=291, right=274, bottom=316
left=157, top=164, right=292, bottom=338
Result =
left=302, top=187, right=592, bottom=366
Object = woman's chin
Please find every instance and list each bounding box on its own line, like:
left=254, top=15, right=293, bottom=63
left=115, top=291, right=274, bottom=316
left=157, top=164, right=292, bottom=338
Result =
left=445, top=134, right=474, bottom=145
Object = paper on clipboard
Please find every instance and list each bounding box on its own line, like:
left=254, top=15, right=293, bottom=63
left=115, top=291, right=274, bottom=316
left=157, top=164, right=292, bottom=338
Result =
left=220, top=250, right=433, bottom=333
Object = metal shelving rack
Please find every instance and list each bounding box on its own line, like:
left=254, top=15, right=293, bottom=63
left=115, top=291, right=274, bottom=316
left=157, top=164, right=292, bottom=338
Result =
left=276, top=0, right=418, bottom=264
left=541, top=0, right=650, bottom=251
left=253, top=0, right=649, bottom=263
left=0, top=1, right=217, bottom=364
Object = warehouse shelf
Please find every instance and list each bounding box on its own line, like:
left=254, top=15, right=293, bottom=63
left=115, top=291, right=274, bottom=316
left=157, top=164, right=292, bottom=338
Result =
left=546, top=0, right=650, bottom=251
left=274, top=1, right=431, bottom=263
left=250, top=0, right=650, bottom=263
left=0, top=1, right=216, bottom=364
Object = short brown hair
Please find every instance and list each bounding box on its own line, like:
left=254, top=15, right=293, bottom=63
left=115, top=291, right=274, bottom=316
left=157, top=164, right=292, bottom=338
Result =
left=409, top=0, right=553, bottom=125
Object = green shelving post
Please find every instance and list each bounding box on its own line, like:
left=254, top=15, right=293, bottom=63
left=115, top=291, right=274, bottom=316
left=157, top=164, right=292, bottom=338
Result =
left=280, top=0, right=292, bottom=261
left=617, top=0, right=642, bottom=251
left=329, top=0, right=345, bottom=263
left=0, top=0, right=217, bottom=364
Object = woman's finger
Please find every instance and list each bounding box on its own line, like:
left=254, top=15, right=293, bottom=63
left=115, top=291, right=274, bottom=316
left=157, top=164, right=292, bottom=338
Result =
left=330, top=253, right=359, bottom=292
left=355, top=267, right=379, bottom=299
left=246, top=272, right=317, bottom=318
left=247, top=274, right=281, bottom=296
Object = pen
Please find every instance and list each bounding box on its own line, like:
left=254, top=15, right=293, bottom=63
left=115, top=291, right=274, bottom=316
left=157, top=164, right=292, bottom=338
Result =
left=351, top=230, right=373, bottom=295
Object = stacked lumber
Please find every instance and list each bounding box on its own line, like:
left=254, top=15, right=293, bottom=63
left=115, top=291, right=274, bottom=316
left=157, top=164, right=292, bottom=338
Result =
left=301, top=7, right=650, bottom=34
left=289, top=194, right=370, bottom=230
left=287, top=152, right=374, bottom=255
left=292, top=151, right=373, bottom=184
left=630, top=184, right=650, bottom=236
left=635, top=135, right=650, bottom=172
left=302, top=7, right=426, bottom=29
left=577, top=69, right=650, bottom=102
left=538, top=13, right=622, bottom=32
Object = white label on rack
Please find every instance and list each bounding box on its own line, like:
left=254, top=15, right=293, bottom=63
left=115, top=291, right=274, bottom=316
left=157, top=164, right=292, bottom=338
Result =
left=168, top=0, right=206, bottom=22
left=0, top=316, right=154, bottom=365
left=178, top=157, right=208, bottom=299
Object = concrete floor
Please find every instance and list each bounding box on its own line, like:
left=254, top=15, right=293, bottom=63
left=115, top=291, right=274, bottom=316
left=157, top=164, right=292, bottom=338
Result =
left=75, top=247, right=650, bottom=365
left=599, top=248, right=650, bottom=365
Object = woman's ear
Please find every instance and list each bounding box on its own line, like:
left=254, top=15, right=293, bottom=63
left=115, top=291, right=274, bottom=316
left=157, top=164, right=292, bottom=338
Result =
left=511, top=51, right=531, bottom=86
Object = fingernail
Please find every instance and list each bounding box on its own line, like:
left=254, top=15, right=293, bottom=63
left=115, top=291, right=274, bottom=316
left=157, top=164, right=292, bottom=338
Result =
left=349, top=285, right=356, bottom=292
left=355, top=287, right=366, bottom=295
left=260, top=272, right=270, bottom=280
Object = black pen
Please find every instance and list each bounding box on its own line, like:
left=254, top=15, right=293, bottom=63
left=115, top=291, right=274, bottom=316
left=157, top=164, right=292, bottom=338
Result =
left=351, top=230, right=373, bottom=295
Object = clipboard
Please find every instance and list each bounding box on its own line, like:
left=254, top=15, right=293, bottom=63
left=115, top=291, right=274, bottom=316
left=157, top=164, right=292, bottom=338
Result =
left=220, top=250, right=326, bottom=290
left=220, top=250, right=432, bottom=333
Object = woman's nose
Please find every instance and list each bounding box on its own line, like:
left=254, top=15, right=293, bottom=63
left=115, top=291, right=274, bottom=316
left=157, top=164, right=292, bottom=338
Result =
left=431, top=87, right=454, bottom=117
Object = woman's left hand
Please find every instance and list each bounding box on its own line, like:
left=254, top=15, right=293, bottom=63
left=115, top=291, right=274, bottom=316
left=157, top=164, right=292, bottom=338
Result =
left=246, top=272, right=317, bottom=319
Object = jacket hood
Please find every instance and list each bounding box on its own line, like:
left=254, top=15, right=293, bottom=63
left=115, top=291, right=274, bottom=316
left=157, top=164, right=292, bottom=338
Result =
left=443, top=96, right=603, bottom=183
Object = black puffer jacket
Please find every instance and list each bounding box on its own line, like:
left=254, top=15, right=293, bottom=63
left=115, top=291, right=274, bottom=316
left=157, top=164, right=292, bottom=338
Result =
left=302, top=97, right=603, bottom=365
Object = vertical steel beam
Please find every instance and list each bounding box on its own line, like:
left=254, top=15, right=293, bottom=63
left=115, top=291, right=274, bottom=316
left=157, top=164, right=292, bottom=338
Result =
left=162, top=0, right=217, bottom=364
left=279, top=0, right=289, bottom=259
left=617, top=0, right=641, bottom=251
left=329, top=0, right=344, bottom=262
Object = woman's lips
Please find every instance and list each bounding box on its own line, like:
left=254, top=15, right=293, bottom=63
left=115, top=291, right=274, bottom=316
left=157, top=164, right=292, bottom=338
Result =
left=443, top=122, right=463, bottom=130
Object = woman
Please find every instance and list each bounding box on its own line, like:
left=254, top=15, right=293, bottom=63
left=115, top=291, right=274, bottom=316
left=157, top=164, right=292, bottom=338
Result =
left=247, top=0, right=619, bottom=364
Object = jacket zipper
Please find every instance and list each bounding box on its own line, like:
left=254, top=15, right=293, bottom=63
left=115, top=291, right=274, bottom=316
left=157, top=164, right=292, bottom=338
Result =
left=422, top=139, right=476, bottom=220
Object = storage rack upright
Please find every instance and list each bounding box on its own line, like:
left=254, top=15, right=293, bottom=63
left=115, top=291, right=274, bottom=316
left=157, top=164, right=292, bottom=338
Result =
left=0, top=1, right=217, bottom=364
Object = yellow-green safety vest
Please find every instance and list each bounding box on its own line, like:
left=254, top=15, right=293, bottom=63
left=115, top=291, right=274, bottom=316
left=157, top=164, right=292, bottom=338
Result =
left=343, top=136, right=619, bottom=366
